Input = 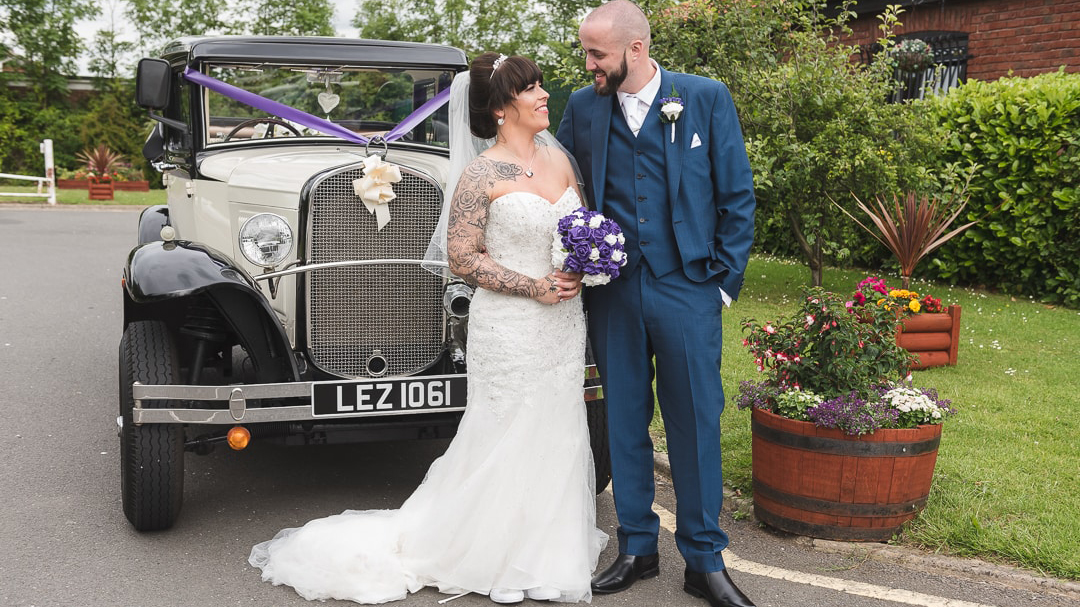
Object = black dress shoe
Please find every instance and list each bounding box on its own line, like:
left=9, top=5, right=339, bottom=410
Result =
left=590, top=553, right=660, bottom=594
left=684, top=568, right=755, bottom=607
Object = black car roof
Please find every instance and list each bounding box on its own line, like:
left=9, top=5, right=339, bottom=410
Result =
left=161, top=36, right=468, bottom=69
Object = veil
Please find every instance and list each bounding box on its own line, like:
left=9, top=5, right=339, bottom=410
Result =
left=423, top=71, right=492, bottom=277
left=422, top=69, right=588, bottom=277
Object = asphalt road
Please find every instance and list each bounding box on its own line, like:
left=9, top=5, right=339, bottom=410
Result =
left=1, top=205, right=1076, bottom=607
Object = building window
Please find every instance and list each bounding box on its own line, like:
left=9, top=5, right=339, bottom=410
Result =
left=860, top=32, right=971, bottom=102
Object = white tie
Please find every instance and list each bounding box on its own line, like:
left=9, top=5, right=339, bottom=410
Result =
left=623, top=94, right=642, bottom=136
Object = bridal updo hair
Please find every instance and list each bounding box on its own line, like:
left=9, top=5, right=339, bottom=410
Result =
left=468, top=52, right=544, bottom=139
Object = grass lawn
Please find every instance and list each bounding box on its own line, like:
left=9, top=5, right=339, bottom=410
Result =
left=0, top=184, right=165, bottom=206
left=649, top=255, right=1080, bottom=579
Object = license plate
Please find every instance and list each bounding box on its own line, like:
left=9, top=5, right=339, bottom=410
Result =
left=311, top=375, right=467, bottom=417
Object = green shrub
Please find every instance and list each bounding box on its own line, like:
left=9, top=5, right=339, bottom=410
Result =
left=649, top=0, right=940, bottom=286
left=924, top=70, right=1080, bottom=306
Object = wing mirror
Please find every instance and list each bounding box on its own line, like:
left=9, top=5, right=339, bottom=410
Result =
left=136, top=58, right=171, bottom=109
left=136, top=58, right=189, bottom=133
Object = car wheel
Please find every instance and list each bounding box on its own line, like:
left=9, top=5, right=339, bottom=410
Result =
left=119, top=320, right=184, bottom=531
left=585, top=340, right=611, bottom=494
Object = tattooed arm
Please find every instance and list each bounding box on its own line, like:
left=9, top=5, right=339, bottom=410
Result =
left=447, top=157, right=562, bottom=304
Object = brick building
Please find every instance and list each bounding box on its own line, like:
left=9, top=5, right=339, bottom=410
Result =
left=832, top=0, right=1080, bottom=98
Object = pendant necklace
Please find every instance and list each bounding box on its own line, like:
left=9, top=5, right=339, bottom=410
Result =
left=503, top=142, right=538, bottom=178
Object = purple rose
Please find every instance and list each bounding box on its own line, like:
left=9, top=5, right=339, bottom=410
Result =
left=567, top=225, right=591, bottom=244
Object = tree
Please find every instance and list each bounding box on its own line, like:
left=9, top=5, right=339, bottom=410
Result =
left=231, top=0, right=335, bottom=36
left=0, top=0, right=99, bottom=108
left=88, top=0, right=136, bottom=90
left=125, top=0, right=230, bottom=55
left=650, top=0, right=944, bottom=285
left=351, top=0, right=592, bottom=74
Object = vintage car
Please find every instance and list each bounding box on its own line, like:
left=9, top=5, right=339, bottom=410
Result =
left=123, top=36, right=608, bottom=531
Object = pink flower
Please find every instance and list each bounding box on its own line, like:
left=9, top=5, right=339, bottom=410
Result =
left=854, top=292, right=866, bottom=305
left=805, top=314, right=815, bottom=326
left=764, top=324, right=776, bottom=334
left=793, top=355, right=802, bottom=363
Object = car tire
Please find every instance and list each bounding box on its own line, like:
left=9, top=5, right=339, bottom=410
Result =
left=119, top=320, right=184, bottom=531
left=585, top=341, right=612, bottom=494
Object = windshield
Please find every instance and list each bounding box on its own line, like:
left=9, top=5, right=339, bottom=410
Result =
left=201, top=63, right=454, bottom=148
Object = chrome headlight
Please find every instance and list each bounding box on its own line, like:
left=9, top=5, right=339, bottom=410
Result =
left=239, top=213, right=293, bottom=267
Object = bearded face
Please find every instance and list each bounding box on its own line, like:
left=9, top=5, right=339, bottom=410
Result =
left=593, top=52, right=628, bottom=97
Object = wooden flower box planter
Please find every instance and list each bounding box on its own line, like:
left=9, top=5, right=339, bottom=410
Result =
left=87, top=180, right=114, bottom=201
left=896, top=305, right=961, bottom=370
left=115, top=181, right=150, bottom=192
left=751, top=408, right=941, bottom=541
left=57, top=179, right=150, bottom=192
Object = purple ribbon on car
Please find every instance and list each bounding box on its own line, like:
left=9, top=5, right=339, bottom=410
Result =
left=182, top=67, right=450, bottom=146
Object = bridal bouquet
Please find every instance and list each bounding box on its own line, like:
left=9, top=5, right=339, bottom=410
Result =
left=551, top=207, right=627, bottom=286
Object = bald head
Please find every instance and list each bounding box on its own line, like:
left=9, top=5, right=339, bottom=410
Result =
left=578, top=0, right=655, bottom=95
left=582, top=0, right=650, bottom=48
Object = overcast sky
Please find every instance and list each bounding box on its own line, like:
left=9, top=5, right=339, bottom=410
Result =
left=72, top=0, right=361, bottom=75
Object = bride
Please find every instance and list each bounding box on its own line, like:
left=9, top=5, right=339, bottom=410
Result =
left=248, top=52, right=608, bottom=605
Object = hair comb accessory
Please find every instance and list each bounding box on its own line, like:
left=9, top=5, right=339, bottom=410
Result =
left=491, top=54, right=508, bottom=78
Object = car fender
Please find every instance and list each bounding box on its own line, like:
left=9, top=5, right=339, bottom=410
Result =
left=123, top=240, right=299, bottom=382
left=137, top=205, right=170, bottom=244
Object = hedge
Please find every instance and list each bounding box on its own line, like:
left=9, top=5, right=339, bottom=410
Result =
left=922, top=69, right=1080, bottom=306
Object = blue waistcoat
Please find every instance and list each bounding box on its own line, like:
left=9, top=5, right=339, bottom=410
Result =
left=603, top=96, right=681, bottom=277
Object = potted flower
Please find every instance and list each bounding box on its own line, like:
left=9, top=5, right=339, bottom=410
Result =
left=738, top=286, right=956, bottom=541
left=852, top=276, right=961, bottom=369
left=890, top=38, right=936, bottom=73
left=77, top=144, right=124, bottom=200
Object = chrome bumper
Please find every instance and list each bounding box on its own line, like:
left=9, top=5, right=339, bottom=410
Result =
left=128, top=365, right=602, bottom=425
left=129, top=381, right=440, bottom=425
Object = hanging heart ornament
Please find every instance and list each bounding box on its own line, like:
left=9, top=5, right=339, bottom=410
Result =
left=317, top=92, right=340, bottom=114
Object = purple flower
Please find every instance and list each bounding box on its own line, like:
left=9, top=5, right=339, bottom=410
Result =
left=551, top=207, right=628, bottom=286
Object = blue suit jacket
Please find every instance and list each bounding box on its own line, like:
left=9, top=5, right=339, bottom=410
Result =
left=556, top=68, right=756, bottom=300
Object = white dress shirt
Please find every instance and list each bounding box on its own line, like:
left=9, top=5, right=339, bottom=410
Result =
left=616, top=62, right=662, bottom=137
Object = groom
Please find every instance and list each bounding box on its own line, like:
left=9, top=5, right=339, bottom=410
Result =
left=556, top=2, right=756, bottom=606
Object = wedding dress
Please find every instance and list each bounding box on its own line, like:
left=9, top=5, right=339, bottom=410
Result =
left=249, top=187, right=608, bottom=604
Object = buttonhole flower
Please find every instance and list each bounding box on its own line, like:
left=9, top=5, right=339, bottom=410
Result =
left=658, top=84, right=683, bottom=144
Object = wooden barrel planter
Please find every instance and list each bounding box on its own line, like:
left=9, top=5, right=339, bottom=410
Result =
left=751, top=408, right=941, bottom=541
left=897, top=305, right=961, bottom=369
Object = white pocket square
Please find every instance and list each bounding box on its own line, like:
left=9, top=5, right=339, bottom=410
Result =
left=690, top=133, right=702, bottom=148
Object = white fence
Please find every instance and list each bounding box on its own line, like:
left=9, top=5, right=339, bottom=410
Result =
left=0, top=139, right=56, bottom=205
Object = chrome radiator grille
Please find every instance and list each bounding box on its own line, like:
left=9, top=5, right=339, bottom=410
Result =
left=306, top=164, right=445, bottom=378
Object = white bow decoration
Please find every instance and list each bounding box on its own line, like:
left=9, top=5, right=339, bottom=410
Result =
left=353, top=155, right=403, bottom=230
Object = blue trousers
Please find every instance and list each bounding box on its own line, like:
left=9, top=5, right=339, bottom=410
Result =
left=586, top=260, right=729, bottom=573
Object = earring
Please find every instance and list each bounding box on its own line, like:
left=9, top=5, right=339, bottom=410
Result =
left=497, top=117, right=505, bottom=126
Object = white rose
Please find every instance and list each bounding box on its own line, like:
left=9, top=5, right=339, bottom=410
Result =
left=604, top=234, right=618, bottom=245
left=617, top=233, right=626, bottom=245
left=661, top=101, right=683, bottom=122
left=572, top=218, right=586, bottom=227
left=612, top=249, right=624, bottom=262
left=589, top=247, right=600, bottom=261
left=589, top=215, right=603, bottom=229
